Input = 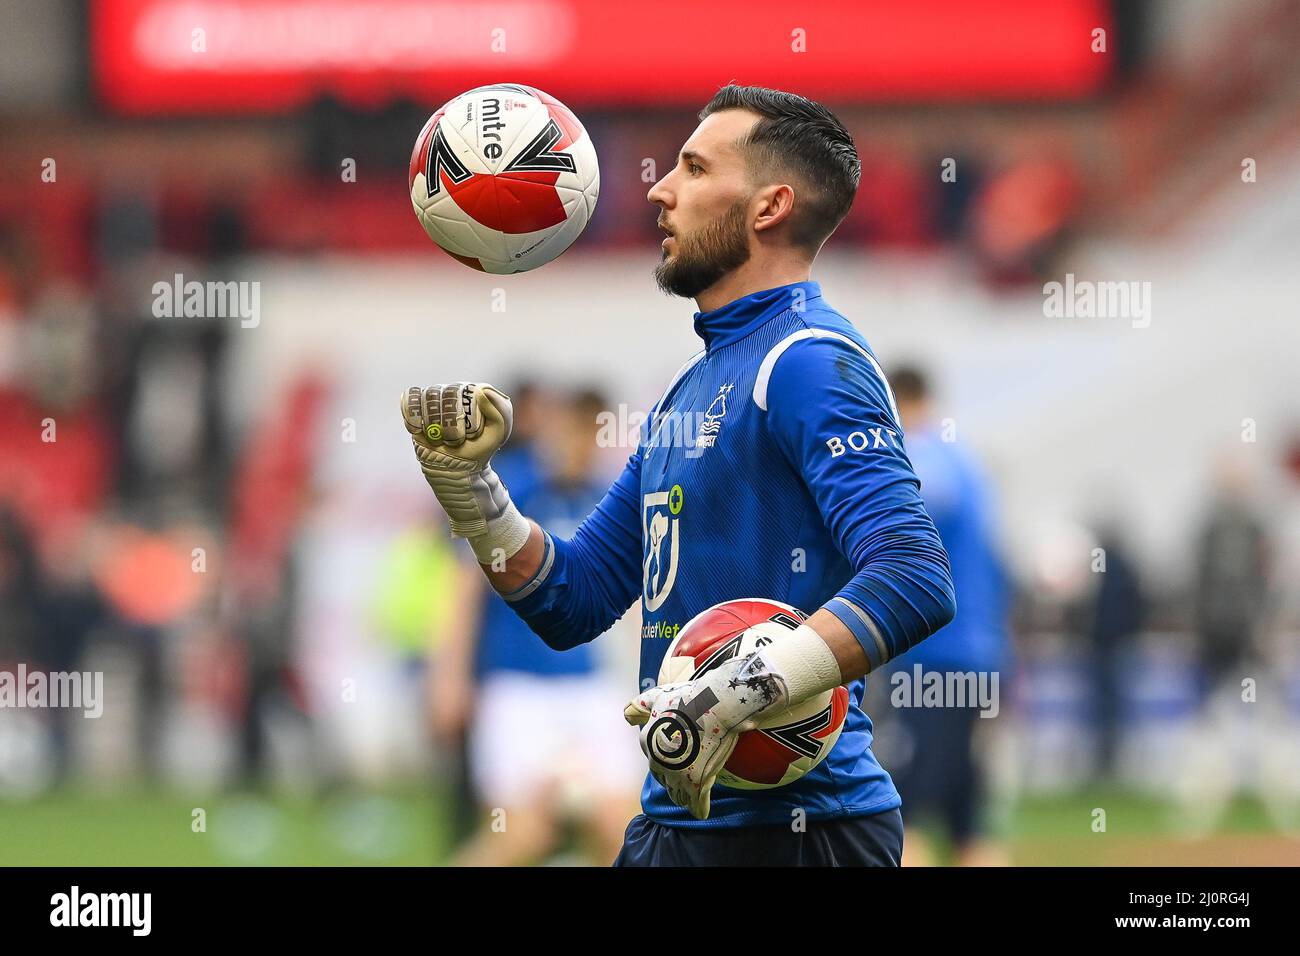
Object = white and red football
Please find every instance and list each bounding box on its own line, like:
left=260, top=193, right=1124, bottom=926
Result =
left=408, top=83, right=600, bottom=273
left=658, top=598, right=850, bottom=790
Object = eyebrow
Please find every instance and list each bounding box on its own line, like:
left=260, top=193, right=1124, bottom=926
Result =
left=680, top=149, right=707, bottom=166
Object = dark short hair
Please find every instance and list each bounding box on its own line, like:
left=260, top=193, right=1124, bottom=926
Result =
left=570, top=386, right=608, bottom=421
left=889, top=365, right=931, bottom=403
left=699, top=84, right=860, bottom=253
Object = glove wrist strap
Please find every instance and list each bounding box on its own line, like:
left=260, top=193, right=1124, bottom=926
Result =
left=757, top=623, right=843, bottom=706
left=466, top=501, right=531, bottom=566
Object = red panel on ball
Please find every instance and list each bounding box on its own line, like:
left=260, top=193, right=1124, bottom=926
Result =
left=672, top=598, right=806, bottom=669
left=672, top=606, right=750, bottom=664
left=817, top=686, right=850, bottom=738
left=725, top=727, right=802, bottom=786
left=726, top=599, right=806, bottom=627
left=446, top=171, right=568, bottom=234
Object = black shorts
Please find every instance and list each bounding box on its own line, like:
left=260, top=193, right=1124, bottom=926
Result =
left=613, top=808, right=904, bottom=867
left=891, top=704, right=981, bottom=845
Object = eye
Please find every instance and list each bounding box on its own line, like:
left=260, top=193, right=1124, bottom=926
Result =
left=687, top=162, right=703, bottom=175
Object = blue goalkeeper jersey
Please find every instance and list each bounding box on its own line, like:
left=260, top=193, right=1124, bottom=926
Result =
left=504, top=281, right=955, bottom=828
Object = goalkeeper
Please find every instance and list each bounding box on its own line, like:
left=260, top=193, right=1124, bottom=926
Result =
left=402, top=85, right=955, bottom=867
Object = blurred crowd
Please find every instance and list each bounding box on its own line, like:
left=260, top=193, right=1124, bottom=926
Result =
left=2, top=101, right=1084, bottom=295
left=0, top=226, right=325, bottom=792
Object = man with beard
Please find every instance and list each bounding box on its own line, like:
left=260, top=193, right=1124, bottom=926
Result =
left=402, top=85, right=955, bottom=866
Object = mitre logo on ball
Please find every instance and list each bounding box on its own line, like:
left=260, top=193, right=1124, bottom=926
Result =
left=409, top=83, right=600, bottom=274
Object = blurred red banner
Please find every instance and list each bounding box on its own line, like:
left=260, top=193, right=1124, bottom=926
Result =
left=93, top=0, right=1115, bottom=114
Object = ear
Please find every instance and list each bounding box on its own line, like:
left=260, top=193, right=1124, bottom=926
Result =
left=753, top=183, right=796, bottom=235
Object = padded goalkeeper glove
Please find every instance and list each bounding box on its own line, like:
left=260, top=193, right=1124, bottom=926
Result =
left=624, top=651, right=789, bottom=820
left=624, top=623, right=842, bottom=820
left=400, top=382, right=531, bottom=564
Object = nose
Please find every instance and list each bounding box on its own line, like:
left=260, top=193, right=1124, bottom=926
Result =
left=647, top=169, right=673, bottom=209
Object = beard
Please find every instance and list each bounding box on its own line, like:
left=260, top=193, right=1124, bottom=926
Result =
left=653, top=200, right=751, bottom=299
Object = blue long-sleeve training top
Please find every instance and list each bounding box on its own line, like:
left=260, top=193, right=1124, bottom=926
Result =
left=503, top=280, right=956, bottom=828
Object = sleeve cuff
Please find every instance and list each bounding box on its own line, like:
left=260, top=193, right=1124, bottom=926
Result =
left=501, top=531, right=555, bottom=603
left=825, top=597, right=890, bottom=671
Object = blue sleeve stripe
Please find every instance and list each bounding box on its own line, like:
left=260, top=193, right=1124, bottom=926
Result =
left=502, top=531, right=555, bottom=603
left=826, top=597, right=889, bottom=671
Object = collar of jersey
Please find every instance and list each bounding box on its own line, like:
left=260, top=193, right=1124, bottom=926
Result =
left=692, top=281, right=823, bottom=351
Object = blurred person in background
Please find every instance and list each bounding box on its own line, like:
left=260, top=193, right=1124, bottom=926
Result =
left=966, top=152, right=1080, bottom=287
left=1173, top=454, right=1286, bottom=833
left=1280, top=434, right=1300, bottom=632
left=424, top=378, right=548, bottom=849
left=1194, top=457, right=1271, bottom=690
left=0, top=508, right=45, bottom=666
left=886, top=365, right=1011, bottom=866
left=428, top=387, right=640, bottom=866
left=0, top=293, right=116, bottom=784
left=225, top=371, right=330, bottom=785
left=0, top=506, right=69, bottom=786
left=490, top=378, right=546, bottom=498
left=371, top=512, right=479, bottom=842
left=1082, top=518, right=1146, bottom=780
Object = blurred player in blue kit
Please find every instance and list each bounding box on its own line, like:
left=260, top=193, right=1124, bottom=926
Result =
left=885, top=365, right=1011, bottom=866
left=427, top=388, right=641, bottom=865
left=403, top=85, right=956, bottom=866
